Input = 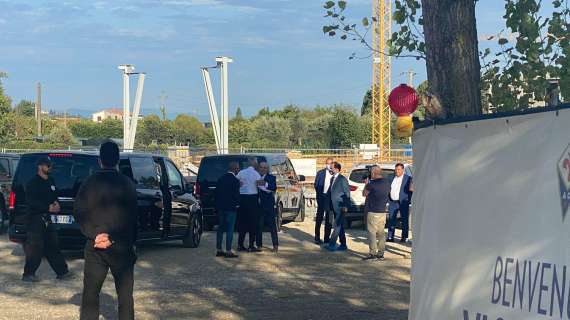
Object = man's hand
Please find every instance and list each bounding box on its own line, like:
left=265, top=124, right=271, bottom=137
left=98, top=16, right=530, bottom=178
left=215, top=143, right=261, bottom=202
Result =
left=94, top=233, right=113, bottom=249
left=48, top=201, right=60, bottom=213
left=341, top=207, right=348, bottom=214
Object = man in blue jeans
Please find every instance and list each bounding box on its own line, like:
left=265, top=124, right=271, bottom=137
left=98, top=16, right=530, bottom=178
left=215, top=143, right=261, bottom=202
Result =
left=215, top=162, right=241, bottom=258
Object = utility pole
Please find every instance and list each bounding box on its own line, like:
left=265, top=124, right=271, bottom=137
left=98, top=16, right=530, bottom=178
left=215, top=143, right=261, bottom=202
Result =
left=35, top=82, right=42, bottom=137
left=400, top=69, right=417, bottom=87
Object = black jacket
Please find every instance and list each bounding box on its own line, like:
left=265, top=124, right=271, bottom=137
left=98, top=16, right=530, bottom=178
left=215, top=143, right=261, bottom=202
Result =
left=74, top=169, right=138, bottom=246
left=215, top=172, right=240, bottom=212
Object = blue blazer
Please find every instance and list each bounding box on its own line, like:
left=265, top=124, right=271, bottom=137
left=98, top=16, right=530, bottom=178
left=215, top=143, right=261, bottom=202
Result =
left=314, top=168, right=327, bottom=204
left=389, top=174, right=413, bottom=203
left=259, top=174, right=277, bottom=216
left=215, top=172, right=240, bottom=211
left=328, top=174, right=351, bottom=215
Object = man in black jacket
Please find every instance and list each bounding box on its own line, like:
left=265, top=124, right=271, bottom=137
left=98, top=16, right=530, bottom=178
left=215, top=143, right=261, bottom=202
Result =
left=22, top=156, right=71, bottom=282
left=215, top=162, right=240, bottom=258
left=74, top=141, right=138, bottom=320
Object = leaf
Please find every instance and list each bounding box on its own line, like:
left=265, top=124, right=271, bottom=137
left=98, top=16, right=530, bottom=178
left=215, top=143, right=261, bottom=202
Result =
left=324, top=1, right=335, bottom=9
left=338, top=0, right=347, bottom=10
left=328, top=31, right=336, bottom=36
left=341, top=35, right=347, bottom=40
left=498, top=38, right=508, bottom=45
left=323, top=26, right=333, bottom=33
left=362, top=17, right=369, bottom=27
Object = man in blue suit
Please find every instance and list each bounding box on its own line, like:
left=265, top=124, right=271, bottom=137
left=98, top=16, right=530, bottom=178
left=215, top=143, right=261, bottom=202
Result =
left=387, top=163, right=413, bottom=243
left=215, top=162, right=241, bottom=258
left=313, top=157, right=334, bottom=244
left=325, top=162, right=351, bottom=251
left=256, top=161, right=279, bottom=252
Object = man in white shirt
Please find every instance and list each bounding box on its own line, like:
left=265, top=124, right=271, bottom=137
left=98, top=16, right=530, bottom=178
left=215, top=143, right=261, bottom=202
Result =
left=387, top=163, right=413, bottom=243
left=236, top=157, right=262, bottom=252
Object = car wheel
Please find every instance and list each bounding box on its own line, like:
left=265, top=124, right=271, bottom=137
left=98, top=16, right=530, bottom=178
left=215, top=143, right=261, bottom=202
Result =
left=183, top=214, right=201, bottom=248
left=276, top=203, right=283, bottom=232
left=294, top=197, right=306, bottom=222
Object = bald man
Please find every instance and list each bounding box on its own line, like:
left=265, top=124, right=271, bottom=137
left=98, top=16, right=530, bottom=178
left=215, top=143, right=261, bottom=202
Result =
left=362, top=166, right=391, bottom=261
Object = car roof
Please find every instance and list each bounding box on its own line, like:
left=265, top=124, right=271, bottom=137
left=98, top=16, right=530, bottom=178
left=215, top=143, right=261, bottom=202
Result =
left=351, top=163, right=412, bottom=170
left=0, top=153, right=20, bottom=159
left=17, top=151, right=165, bottom=159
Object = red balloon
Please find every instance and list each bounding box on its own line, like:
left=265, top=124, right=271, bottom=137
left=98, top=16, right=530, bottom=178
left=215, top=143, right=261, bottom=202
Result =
left=388, top=84, right=419, bottom=116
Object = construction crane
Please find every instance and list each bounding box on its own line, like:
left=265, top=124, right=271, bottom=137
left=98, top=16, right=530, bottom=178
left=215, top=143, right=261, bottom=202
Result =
left=372, top=0, right=392, bottom=160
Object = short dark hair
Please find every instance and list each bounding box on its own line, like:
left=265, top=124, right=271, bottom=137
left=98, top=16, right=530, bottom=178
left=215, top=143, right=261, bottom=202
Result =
left=333, top=162, right=342, bottom=171
left=228, top=161, right=239, bottom=171
left=395, top=163, right=405, bottom=169
left=100, top=140, right=120, bottom=168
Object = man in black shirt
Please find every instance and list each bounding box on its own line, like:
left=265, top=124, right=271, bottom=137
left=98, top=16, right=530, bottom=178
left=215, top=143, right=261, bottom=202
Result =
left=74, top=141, right=138, bottom=320
left=22, top=156, right=71, bottom=282
left=362, top=166, right=391, bottom=261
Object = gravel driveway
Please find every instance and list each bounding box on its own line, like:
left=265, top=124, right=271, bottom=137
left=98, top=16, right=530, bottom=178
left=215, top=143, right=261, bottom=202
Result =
left=0, top=220, right=410, bottom=320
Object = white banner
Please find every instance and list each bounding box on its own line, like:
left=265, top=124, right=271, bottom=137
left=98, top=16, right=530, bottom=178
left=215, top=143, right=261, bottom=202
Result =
left=291, top=159, right=317, bottom=177
left=410, top=108, right=570, bottom=320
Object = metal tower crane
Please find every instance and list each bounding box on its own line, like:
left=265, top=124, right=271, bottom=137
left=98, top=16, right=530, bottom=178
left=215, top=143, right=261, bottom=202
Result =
left=372, top=0, right=392, bottom=160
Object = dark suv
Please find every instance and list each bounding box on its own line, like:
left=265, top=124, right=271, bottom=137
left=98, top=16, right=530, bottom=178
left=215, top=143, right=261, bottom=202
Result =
left=196, top=154, right=306, bottom=231
left=8, top=152, right=202, bottom=250
left=0, top=153, right=19, bottom=231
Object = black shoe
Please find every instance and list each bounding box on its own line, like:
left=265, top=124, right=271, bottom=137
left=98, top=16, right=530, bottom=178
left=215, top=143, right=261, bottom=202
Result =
left=386, top=238, right=394, bottom=243
left=56, top=271, right=75, bottom=281
left=248, top=247, right=262, bottom=253
left=399, top=239, right=407, bottom=243
left=272, top=246, right=278, bottom=253
left=377, top=253, right=385, bottom=261
left=216, top=250, right=225, bottom=257
left=237, top=246, right=248, bottom=252
left=362, top=254, right=377, bottom=261
left=314, top=239, right=323, bottom=245
left=225, top=251, right=239, bottom=258
left=22, top=275, right=40, bottom=283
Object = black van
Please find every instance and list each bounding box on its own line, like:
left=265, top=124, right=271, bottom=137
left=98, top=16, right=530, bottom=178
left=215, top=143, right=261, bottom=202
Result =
left=196, top=154, right=306, bottom=230
left=0, top=153, right=19, bottom=231
left=8, top=152, right=202, bottom=250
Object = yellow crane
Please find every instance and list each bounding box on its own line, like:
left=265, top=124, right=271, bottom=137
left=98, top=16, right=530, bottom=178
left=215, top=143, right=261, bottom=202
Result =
left=372, top=0, right=392, bottom=160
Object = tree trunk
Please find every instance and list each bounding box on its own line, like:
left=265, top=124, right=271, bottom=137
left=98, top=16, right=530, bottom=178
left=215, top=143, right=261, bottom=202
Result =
left=421, top=0, right=482, bottom=118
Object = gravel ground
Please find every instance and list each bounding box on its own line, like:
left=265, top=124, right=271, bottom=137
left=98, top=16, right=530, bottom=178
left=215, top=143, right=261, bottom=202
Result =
left=0, top=220, right=411, bottom=320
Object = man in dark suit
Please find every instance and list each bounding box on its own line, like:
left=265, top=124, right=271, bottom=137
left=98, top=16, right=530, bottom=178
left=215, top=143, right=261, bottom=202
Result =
left=313, top=157, right=333, bottom=244
left=215, top=162, right=240, bottom=258
left=74, top=141, right=138, bottom=320
left=257, top=161, right=279, bottom=252
left=387, top=163, right=414, bottom=243
left=325, top=162, right=351, bottom=251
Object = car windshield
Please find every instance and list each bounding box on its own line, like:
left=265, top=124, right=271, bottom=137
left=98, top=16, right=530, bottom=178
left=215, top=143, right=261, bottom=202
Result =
left=349, top=169, right=370, bottom=184
left=15, top=154, right=99, bottom=197
left=198, top=156, right=266, bottom=184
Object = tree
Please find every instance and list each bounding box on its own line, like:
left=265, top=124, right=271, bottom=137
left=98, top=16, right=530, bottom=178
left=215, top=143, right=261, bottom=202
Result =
left=328, top=108, right=367, bottom=148
left=137, top=115, right=172, bottom=145
left=249, top=116, right=292, bottom=148
left=172, top=114, right=207, bottom=146
left=235, top=107, right=243, bottom=120
left=361, top=88, right=372, bottom=116
left=99, top=119, right=123, bottom=139
left=14, top=100, right=35, bottom=117
left=323, top=0, right=482, bottom=117
left=0, top=72, right=12, bottom=114
left=229, top=118, right=252, bottom=146
left=69, top=120, right=99, bottom=139
left=46, top=123, right=74, bottom=145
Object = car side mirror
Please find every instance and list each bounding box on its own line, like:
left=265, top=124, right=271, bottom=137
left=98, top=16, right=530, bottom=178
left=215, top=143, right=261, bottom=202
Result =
left=298, top=175, right=306, bottom=182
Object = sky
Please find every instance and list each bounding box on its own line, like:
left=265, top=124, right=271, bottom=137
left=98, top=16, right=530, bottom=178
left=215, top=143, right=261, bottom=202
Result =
left=0, top=0, right=507, bottom=121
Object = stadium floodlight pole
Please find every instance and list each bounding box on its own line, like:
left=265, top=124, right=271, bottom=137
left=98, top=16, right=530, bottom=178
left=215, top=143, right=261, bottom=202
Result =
left=216, top=56, right=233, bottom=154
left=118, top=64, right=135, bottom=149
left=128, top=73, right=146, bottom=151
left=201, top=67, right=222, bottom=154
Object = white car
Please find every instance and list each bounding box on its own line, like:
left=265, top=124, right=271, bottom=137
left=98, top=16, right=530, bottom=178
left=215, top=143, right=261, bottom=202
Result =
left=345, top=163, right=413, bottom=228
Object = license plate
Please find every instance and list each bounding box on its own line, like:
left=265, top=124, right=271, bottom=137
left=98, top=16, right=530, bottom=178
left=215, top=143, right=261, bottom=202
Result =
left=50, top=215, right=74, bottom=224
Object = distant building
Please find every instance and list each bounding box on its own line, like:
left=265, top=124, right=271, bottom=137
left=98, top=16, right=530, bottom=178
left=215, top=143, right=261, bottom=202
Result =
left=92, top=108, right=124, bottom=123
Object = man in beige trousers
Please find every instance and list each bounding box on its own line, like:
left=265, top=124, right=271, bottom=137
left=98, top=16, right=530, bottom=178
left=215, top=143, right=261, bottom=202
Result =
left=362, top=166, right=391, bottom=261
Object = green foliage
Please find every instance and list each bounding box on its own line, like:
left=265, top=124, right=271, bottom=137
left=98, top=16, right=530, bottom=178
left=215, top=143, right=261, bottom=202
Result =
left=14, top=100, right=35, bottom=117
left=137, top=115, right=172, bottom=146
left=249, top=116, right=293, bottom=148
left=0, top=72, right=12, bottom=114
left=328, top=108, right=370, bottom=148
left=172, top=114, right=209, bottom=145
left=361, top=88, right=372, bottom=116
left=235, top=107, right=243, bottom=120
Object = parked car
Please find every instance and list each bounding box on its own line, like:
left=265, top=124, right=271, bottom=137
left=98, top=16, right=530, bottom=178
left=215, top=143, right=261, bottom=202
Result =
left=196, top=154, right=306, bottom=231
left=0, top=153, right=19, bottom=231
left=8, top=152, right=202, bottom=250
left=346, top=163, right=413, bottom=228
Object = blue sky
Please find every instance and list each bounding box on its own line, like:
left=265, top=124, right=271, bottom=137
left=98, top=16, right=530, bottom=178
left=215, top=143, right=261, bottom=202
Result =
left=0, top=0, right=506, bottom=121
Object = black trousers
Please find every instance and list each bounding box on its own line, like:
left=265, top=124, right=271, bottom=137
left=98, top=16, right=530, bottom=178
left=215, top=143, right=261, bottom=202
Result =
left=23, top=218, right=68, bottom=277
left=256, top=212, right=279, bottom=248
left=314, top=201, right=332, bottom=242
left=237, top=195, right=260, bottom=248
left=81, top=243, right=136, bottom=320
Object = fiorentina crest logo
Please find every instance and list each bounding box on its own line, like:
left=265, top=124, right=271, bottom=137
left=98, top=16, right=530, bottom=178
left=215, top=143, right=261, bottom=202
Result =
left=558, top=144, right=570, bottom=220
